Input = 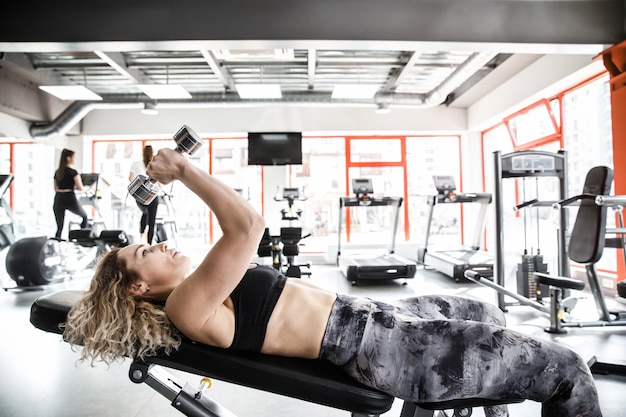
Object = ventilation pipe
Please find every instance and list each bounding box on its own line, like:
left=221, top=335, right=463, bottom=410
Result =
left=30, top=52, right=497, bottom=139
left=421, top=52, right=496, bottom=107
left=29, top=101, right=143, bottom=139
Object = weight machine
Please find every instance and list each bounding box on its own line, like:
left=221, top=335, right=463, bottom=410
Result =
left=467, top=158, right=626, bottom=334
left=257, top=186, right=312, bottom=278
left=483, top=150, right=569, bottom=312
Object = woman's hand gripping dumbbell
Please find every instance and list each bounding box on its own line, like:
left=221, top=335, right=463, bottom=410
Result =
left=127, top=125, right=203, bottom=204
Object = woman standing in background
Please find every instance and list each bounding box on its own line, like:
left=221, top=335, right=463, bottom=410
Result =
left=129, top=145, right=162, bottom=244
left=53, top=148, right=89, bottom=239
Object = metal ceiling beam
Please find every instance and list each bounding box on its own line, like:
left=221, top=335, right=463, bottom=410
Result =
left=93, top=51, right=150, bottom=84
left=382, top=51, right=422, bottom=92
left=200, top=50, right=236, bottom=91
left=1, top=1, right=622, bottom=47
left=307, top=49, right=317, bottom=90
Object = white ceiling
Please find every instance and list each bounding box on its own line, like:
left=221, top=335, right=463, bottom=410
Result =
left=0, top=0, right=621, bottom=138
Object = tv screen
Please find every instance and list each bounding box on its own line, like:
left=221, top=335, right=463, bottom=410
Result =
left=248, top=132, right=302, bottom=166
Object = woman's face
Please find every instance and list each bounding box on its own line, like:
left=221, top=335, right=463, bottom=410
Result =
left=118, top=242, right=191, bottom=298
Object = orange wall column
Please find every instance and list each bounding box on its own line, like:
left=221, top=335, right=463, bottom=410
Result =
left=602, top=41, right=626, bottom=280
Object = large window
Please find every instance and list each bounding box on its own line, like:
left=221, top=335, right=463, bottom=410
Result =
left=482, top=72, right=617, bottom=278
left=562, top=74, right=613, bottom=195
left=0, top=142, right=57, bottom=238
left=94, top=134, right=464, bottom=254
left=406, top=136, right=463, bottom=250
left=561, top=74, right=614, bottom=272
left=504, top=99, right=559, bottom=146
left=288, top=137, right=345, bottom=253
left=343, top=136, right=406, bottom=249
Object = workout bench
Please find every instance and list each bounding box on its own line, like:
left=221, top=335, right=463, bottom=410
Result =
left=30, top=291, right=521, bottom=417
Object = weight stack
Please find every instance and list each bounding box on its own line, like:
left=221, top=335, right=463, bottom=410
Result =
left=516, top=251, right=549, bottom=300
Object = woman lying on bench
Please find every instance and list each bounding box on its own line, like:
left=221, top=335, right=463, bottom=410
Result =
left=62, top=148, right=602, bottom=417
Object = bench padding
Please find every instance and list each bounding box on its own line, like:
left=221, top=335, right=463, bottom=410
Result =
left=30, top=291, right=394, bottom=415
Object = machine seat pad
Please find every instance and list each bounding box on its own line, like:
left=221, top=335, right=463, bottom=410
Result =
left=534, top=272, right=586, bottom=291
left=30, top=290, right=394, bottom=415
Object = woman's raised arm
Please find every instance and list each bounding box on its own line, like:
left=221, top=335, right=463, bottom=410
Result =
left=146, top=148, right=266, bottom=337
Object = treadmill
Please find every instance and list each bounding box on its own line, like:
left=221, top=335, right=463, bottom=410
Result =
left=417, top=175, right=493, bottom=282
left=337, top=178, right=417, bottom=285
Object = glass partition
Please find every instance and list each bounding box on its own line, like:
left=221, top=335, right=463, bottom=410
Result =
left=406, top=136, right=461, bottom=249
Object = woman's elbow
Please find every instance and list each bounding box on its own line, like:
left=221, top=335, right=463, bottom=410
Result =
left=251, top=213, right=266, bottom=238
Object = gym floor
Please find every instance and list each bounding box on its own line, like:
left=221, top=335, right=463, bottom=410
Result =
left=1, top=249, right=625, bottom=417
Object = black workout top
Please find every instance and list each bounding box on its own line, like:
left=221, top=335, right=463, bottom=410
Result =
left=228, top=265, right=287, bottom=352
left=55, top=167, right=78, bottom=190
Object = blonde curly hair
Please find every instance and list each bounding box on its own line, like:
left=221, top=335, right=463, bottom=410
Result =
left=62, top=248, right=181, bottom=366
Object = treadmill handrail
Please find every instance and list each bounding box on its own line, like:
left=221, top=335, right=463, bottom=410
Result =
left=336, top=195, right=403, bottom=264
left=0, top=174, right=14, bottom=199
left=418, top=191, right=492, bottom=252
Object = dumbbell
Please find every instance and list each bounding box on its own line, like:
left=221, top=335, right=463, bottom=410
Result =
left=128, top=125, right=203, bottom=204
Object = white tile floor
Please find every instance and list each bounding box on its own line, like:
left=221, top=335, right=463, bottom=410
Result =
left=1, top=248, right=625, bottom=417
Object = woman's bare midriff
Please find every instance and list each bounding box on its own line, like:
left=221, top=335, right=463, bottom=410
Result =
left=261, top=279, right=337, bottom=359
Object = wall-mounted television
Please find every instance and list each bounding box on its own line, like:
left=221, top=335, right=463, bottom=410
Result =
left=248, top=132, right=302, bottom=166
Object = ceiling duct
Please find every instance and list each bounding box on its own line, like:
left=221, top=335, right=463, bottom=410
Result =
left=421, top=52, right=496, bottom=107
left=29, top=52, right=497, bottom=139
left=30, top=100, right=143, bottom=138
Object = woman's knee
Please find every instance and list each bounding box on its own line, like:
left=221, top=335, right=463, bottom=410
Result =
left=393, top=295, right=505, bottom=325
left=428, top=295, right=506, bottom=326
left=479, top=300, right=506, bottom=326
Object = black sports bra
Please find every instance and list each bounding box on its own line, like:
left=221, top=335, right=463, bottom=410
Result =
left=228, top=265, right=287, bottom=352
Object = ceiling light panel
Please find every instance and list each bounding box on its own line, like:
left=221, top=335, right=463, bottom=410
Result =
left=215, top=49, right=295, bottom=61
left=235, top=84, right=282, bottom=99
left=39, top=85, right=103, bottom=101
left=332, top=84, right=379, bottom=99
left=137, top=84, right=192, bottom=99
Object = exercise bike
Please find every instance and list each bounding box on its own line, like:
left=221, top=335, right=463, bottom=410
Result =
left=257, top=186, right=312, bottom=278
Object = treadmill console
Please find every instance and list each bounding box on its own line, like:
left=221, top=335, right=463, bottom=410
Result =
left=80, top=173, right=100, bottom=187
left=352, top=178, right=374, bottom=205
left=352, top=178, right=374, bottom=195
left=282, top=187, right=300, bottom=200
left=433, top=175, right=456, bottom=195
left=432, top=175, right=491, bottom=204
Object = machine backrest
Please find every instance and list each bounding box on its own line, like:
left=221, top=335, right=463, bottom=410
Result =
left=568, top=166, right=613, bottom=264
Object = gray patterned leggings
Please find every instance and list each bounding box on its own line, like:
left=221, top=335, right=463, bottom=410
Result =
left=319, top=294, right=602, bottom=417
